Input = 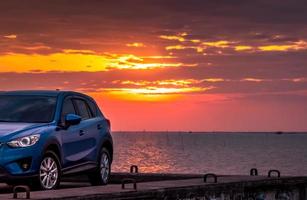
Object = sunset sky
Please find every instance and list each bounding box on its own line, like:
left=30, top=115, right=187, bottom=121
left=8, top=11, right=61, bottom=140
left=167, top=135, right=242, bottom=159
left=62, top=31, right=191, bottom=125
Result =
left=1, top=0, right=307, bottom=131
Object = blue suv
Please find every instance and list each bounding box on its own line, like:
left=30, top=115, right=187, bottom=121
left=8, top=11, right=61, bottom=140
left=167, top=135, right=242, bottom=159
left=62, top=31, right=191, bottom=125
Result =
left=0, top=90, right=113, bottom=190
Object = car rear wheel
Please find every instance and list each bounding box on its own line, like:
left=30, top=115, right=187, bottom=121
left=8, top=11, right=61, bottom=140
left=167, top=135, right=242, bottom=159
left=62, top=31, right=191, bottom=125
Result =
left=88, top=148, right=111, bottom=185
left=38, top=151, right=61, bottom=190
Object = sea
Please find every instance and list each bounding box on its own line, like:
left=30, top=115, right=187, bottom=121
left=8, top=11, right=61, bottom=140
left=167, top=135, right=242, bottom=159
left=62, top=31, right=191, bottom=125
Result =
left=111, top=132, right=307, bottom=176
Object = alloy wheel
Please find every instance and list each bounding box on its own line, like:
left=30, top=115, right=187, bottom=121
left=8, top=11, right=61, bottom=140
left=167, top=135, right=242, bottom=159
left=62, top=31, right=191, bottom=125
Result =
left=100, top=152, right=110, bottom=183
left=39, top=157, right=59, bottom=189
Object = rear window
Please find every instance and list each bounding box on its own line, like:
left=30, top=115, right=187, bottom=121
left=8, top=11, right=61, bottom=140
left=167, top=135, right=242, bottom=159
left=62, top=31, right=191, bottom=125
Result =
left=0, top=95, right=57, bottom=123
left=87, top=100, right=98, bottom=117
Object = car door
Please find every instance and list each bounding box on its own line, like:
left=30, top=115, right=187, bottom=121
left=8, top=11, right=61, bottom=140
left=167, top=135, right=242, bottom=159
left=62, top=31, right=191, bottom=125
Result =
left=60, top=97, right=86, bottom=167
left=71, top=98, right=99, bottom=163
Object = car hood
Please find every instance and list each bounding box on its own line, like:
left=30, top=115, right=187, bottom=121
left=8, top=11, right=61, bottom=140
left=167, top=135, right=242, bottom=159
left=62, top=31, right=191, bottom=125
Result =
left=0, top=122, right=44, bottom=137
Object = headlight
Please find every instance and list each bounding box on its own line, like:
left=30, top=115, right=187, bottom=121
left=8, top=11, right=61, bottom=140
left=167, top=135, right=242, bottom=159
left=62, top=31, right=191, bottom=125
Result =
left=7, top=134, right=40, bottom=148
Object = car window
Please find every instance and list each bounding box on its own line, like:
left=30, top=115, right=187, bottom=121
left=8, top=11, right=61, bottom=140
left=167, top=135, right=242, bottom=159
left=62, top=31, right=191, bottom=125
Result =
left=61, top=98, right=76, bottom=122
left=74, top=99, right=91, bottom=120
left=87, top=100, right=97, bottom=117
left=0, top=95, right=56, bottom=123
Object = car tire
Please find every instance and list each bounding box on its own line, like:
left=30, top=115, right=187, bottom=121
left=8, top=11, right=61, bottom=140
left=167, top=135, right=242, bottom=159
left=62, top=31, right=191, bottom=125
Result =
left=34, top=151, right=61, bottom=190
left=88, top=147, right=111, bottom=185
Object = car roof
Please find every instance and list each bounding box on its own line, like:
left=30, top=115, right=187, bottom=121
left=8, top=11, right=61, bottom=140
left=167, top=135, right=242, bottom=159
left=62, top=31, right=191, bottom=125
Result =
left=0, top=90, right=85, bottom=97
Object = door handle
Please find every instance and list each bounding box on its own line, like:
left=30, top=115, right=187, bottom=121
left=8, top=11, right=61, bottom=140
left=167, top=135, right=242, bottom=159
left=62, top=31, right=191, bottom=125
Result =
left=79, top=130, right=85, bottom=136
left=97, top=124, right=102, bottom=130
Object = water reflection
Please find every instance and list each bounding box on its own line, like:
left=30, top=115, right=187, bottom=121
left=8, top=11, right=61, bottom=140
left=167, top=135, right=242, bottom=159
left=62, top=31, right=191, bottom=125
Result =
left=112, top=132, right=174, bottom=172
left=112, top=132, right=307, bottom=176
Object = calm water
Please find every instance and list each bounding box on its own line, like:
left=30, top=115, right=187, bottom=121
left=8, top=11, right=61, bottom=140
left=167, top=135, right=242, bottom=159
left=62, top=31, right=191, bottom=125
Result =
left=112, top=132, right=307, bottom=176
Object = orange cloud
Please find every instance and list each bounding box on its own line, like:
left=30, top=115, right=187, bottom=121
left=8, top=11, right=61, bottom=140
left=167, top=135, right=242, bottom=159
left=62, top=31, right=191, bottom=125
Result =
left=0, top=53, right=111, bottom=72
left=108, top=59, right=193, bottom=70
left=165, top=45, right=186, bottom=50
left=0, top=51, right=189, bottom=72
left=235, top=45, right=253, bottom=51
left=160, top=31, right=307, bottom=55
left=3, top=34, right=17, bottom=39
left=159, top=32, right=187, bottom=42
left=165, top=45, right=204, bottom=53
left=117, top=79, right=202, bottom=87
left=191, top=39, right=201, bottom=43
left=105, top=86, right=208, bottom=94
left=126, top=42, right=145, bottom=47
left=106, top=54, right=197, bottom=70
left=241, top=78, right=265, bottom=82
left=16, top=45, right=51, bottom=51
left=164, top=39, right=236, bottom=54
left=202, top=40, right=233, bottom=48
left=202, top=78, right=225, bottom=82
left=284, top=78, right=307, bottom=82
left=97, top=86, right=214, bottom=101
left=62, top=49, right=96, bottom=54
left=142, top=55, right=177, bottom=59
left=258, top=40, right=307, bottom=51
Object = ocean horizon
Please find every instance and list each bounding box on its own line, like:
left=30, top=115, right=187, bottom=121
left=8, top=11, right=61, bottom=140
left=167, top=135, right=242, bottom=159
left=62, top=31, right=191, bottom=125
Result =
left=112, top=132, right=307, bottom=176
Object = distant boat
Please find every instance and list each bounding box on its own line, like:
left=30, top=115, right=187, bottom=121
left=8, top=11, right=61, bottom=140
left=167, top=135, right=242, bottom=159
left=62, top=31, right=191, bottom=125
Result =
left=276, top=131, right=283, bottom=135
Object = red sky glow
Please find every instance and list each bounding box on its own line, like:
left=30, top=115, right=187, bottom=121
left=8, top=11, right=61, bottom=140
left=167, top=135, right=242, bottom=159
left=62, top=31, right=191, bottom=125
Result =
left=1, top=0, right=307, bottom=131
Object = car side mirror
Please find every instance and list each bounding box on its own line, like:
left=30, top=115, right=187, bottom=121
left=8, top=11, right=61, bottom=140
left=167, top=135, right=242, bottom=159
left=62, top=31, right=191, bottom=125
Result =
left=65, top=114, right=82, bottom=126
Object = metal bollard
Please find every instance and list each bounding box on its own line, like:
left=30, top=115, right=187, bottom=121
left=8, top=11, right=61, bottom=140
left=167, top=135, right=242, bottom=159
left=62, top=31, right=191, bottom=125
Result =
left=130, top=165, right=139, bottom=173
left=121, top=178, right=137, bottom=190
left=268, top=169, right=281, bottom=178
left=250, top=168, right=258, bottom=176
left=203, top=173, right=217, bottom=183
left=13, top=185, right=30, bottom=199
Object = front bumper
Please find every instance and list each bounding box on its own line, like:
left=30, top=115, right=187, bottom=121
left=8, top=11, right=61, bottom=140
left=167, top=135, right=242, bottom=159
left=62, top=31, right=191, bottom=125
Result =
left=0, top=167, right=37, bottom=181
left=0, top=143, right=43, bottom=181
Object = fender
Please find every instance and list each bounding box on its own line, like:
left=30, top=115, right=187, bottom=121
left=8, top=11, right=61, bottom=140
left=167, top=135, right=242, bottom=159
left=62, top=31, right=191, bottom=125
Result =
left=42, top=137, right=62, bottom=165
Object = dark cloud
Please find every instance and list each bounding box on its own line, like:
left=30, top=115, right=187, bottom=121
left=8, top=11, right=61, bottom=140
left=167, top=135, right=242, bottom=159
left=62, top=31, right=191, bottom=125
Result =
left=1, top=0, right=307, bottom=47
left=0, top=0, right=307, bottom=95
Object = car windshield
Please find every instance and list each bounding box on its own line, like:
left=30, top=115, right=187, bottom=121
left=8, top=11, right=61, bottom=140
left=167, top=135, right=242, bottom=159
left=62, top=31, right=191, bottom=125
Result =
left=0, top=95, right=57, bottom=123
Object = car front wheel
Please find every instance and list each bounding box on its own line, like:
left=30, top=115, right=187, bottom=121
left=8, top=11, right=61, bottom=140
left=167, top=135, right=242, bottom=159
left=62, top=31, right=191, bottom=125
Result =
left=38, top=151, right=61, bottom=190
